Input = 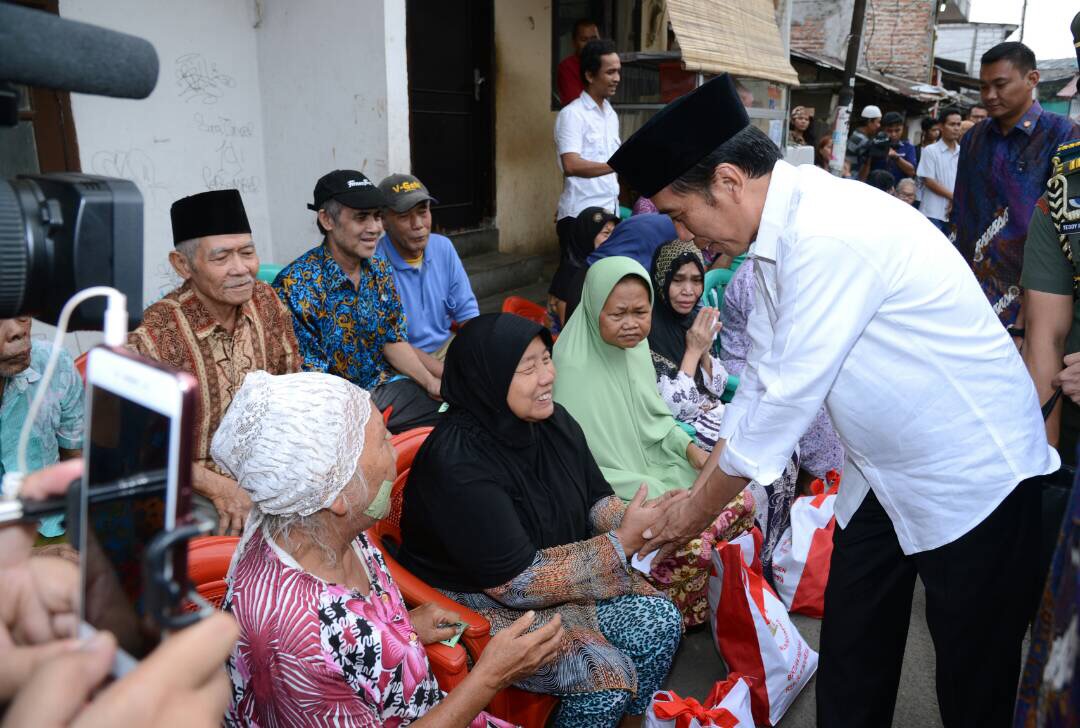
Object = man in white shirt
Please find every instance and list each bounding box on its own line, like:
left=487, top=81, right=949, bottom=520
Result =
left=550, top=38, right=621, bottom=304
left=611, top=75, right=1059, bottom=728
left=917, top=107, right=964, bottom=235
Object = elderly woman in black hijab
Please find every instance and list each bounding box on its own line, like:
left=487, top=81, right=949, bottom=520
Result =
left=648, top=240, right=799, bottom=578
left=648, top=240, right=730, bottom=449
left=399, top=313, right=682, bottom=728
left=547, top=207, right=618, bottom=330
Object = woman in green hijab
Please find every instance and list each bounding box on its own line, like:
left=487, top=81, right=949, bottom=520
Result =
left=553, top=256, right=753, bottom=626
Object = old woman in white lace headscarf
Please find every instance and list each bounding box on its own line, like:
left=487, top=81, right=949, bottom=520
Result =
left=210, top=371, right=555, bottom=728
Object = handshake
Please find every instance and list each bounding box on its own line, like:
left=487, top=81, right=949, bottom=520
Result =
left=0, top=460, right=237, bottom=728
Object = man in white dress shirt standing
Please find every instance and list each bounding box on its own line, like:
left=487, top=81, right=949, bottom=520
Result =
left=549, top=38, right=622, bottom=306
left=613, top=75, right=1059, bottom=728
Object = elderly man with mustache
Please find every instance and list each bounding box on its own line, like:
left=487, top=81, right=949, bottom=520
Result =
left=128, top=189, right=299, bottom=536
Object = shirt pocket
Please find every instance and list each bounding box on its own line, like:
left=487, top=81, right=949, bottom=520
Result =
left=582, top=129, right=604, bottom=160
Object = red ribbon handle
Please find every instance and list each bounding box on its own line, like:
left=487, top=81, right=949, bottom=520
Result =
left=652, top=694, right=741, bottom=728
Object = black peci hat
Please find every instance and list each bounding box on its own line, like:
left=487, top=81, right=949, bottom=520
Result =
left=607, top=74, right=750, bottom=198
left=170, top=189, right=251, bottom=246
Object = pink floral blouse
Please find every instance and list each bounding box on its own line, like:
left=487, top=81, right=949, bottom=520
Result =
left=223, top=529, right=515, bottom=727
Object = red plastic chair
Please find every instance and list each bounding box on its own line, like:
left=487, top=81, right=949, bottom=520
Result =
left=371, top=463, right=559, bottom=727
left=501, top=296, right=548, bottom=327
left=187, top=535, right=239, bottom=608
left=390, top=427, right=434, bottom=474
left=74, top=351, right=88, bottom=382
left=184, top=532, right=470, bottom=696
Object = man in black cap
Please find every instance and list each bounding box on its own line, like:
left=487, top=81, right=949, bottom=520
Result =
left=273, top=170, right=442, bottom=433
left=129, top=189, right=300, bottom=536
left=618, top=75, right=1058, bottom=727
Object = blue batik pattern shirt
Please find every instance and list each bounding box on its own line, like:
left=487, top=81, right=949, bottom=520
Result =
left=273, top=244, right=408, bottom=391
left=952, top=102, right=1080, bottom=325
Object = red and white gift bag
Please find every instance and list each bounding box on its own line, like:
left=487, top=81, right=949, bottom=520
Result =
left=771, top=471, right=841, bottom=619
left=646, top=673, right=755, bottom=728
left=707, top=529, right=818, bottom=726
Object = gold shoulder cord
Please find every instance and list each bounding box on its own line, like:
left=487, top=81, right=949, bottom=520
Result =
left=1047, top=140, right=1080, bottom=294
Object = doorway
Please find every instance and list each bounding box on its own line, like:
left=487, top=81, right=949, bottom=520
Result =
left=406, top=0, right=494, bottom=232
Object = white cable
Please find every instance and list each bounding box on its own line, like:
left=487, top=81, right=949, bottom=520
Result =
left=3, top=287, right=128, bottom=497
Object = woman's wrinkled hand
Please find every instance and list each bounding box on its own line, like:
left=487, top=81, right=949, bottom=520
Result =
left=409, top=602, right=463, bottom=645
left=474, top=611, right=564, bottom=692
left=685, top=306, right=721, bottom=355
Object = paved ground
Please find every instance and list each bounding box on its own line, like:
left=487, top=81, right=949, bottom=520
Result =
left=665, top=579, right=944, bottom=727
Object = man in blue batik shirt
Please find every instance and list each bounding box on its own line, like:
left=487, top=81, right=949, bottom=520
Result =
left=953, top=41, right=1080, bottom=330
left=274, top=170, right=443, bottom=433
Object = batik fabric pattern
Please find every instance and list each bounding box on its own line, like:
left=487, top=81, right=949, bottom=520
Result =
left=274, top=243, right=408, bottom=391
left=1014, top=462, right=1080, bottom=728
left=952, top=103, right=1080, bottom=325
left=440, top=494, right=668, bottom=698
left=646, top=488, right=757, bottom=627
left=651, top=349, right=729, bottom=450
left=223, top=529, right=512, bottom=728
left=551, top=595, right=683, bottom=727
left=127, top=280, right=299, bottom=473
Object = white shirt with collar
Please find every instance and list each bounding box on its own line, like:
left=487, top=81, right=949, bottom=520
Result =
left=554, top=90, right=621, bottom=221
left=716, top=160, right=1058, bottom=554
left=916, top=138, right=960, bottom=222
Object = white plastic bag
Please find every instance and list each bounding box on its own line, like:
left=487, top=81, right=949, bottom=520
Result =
left=771, top=471, right=840, bottom=618
left=646, top=673, right=755, bottom=728
left=707, top=529, right=818, bottom=726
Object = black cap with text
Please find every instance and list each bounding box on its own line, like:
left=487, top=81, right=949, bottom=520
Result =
left=308, top=170, right=385, bottom=211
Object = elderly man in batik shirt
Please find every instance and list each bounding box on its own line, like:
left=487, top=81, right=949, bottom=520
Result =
left=274, top=170, right=442, bottom=434
left=128, top=189, right=299, bottom=535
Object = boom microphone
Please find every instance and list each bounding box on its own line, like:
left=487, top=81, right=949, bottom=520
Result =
left=0, top=3, right=158, bottom=99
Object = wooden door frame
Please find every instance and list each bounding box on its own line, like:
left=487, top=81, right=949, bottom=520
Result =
left=14, top=0, right=81, bottom=173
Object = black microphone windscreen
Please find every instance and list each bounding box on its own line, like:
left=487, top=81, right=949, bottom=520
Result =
left=0, top=4, right=158, bottom=99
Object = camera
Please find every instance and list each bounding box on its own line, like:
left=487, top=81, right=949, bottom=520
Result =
left=0, top=2, right=160, bottom=329
left=864, top=132, right=900, bottom=161
left=0, top=174, right=144, bottom=328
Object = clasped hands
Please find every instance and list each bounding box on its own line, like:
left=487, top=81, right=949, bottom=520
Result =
left=615, top=484, right=713, bottom=562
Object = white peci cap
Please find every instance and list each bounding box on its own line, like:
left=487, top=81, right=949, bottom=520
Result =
left=861, top=105, right=883, bottom=119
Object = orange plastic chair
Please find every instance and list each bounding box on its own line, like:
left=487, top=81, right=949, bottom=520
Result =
left=371, top=463, right=559, bottom=728
left=187, top=535, right=239, bottom=608
left=501, top=296, right=548, bottom=327
left=74, top=351, right=88, bottom=382
left=390, top=427, right=435, bottom=474
left=184, top=532, right=470, bottom=695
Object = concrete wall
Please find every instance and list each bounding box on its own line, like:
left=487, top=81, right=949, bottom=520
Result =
left=255, top=0, right=409, bottom=266
left=936, top=23, right=1016, bottom=75
left=61, top=0, right=272, bottom=305
left=59, top=0, right=409, bottom=310
left=493, top=0, right=561, bottom=256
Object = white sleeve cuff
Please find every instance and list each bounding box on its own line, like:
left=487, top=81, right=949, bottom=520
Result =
left=717, top=436, right=787, bottom=485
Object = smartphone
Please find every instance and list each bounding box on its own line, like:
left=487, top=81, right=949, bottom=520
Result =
left=78, top=346, right=197, bottom=675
